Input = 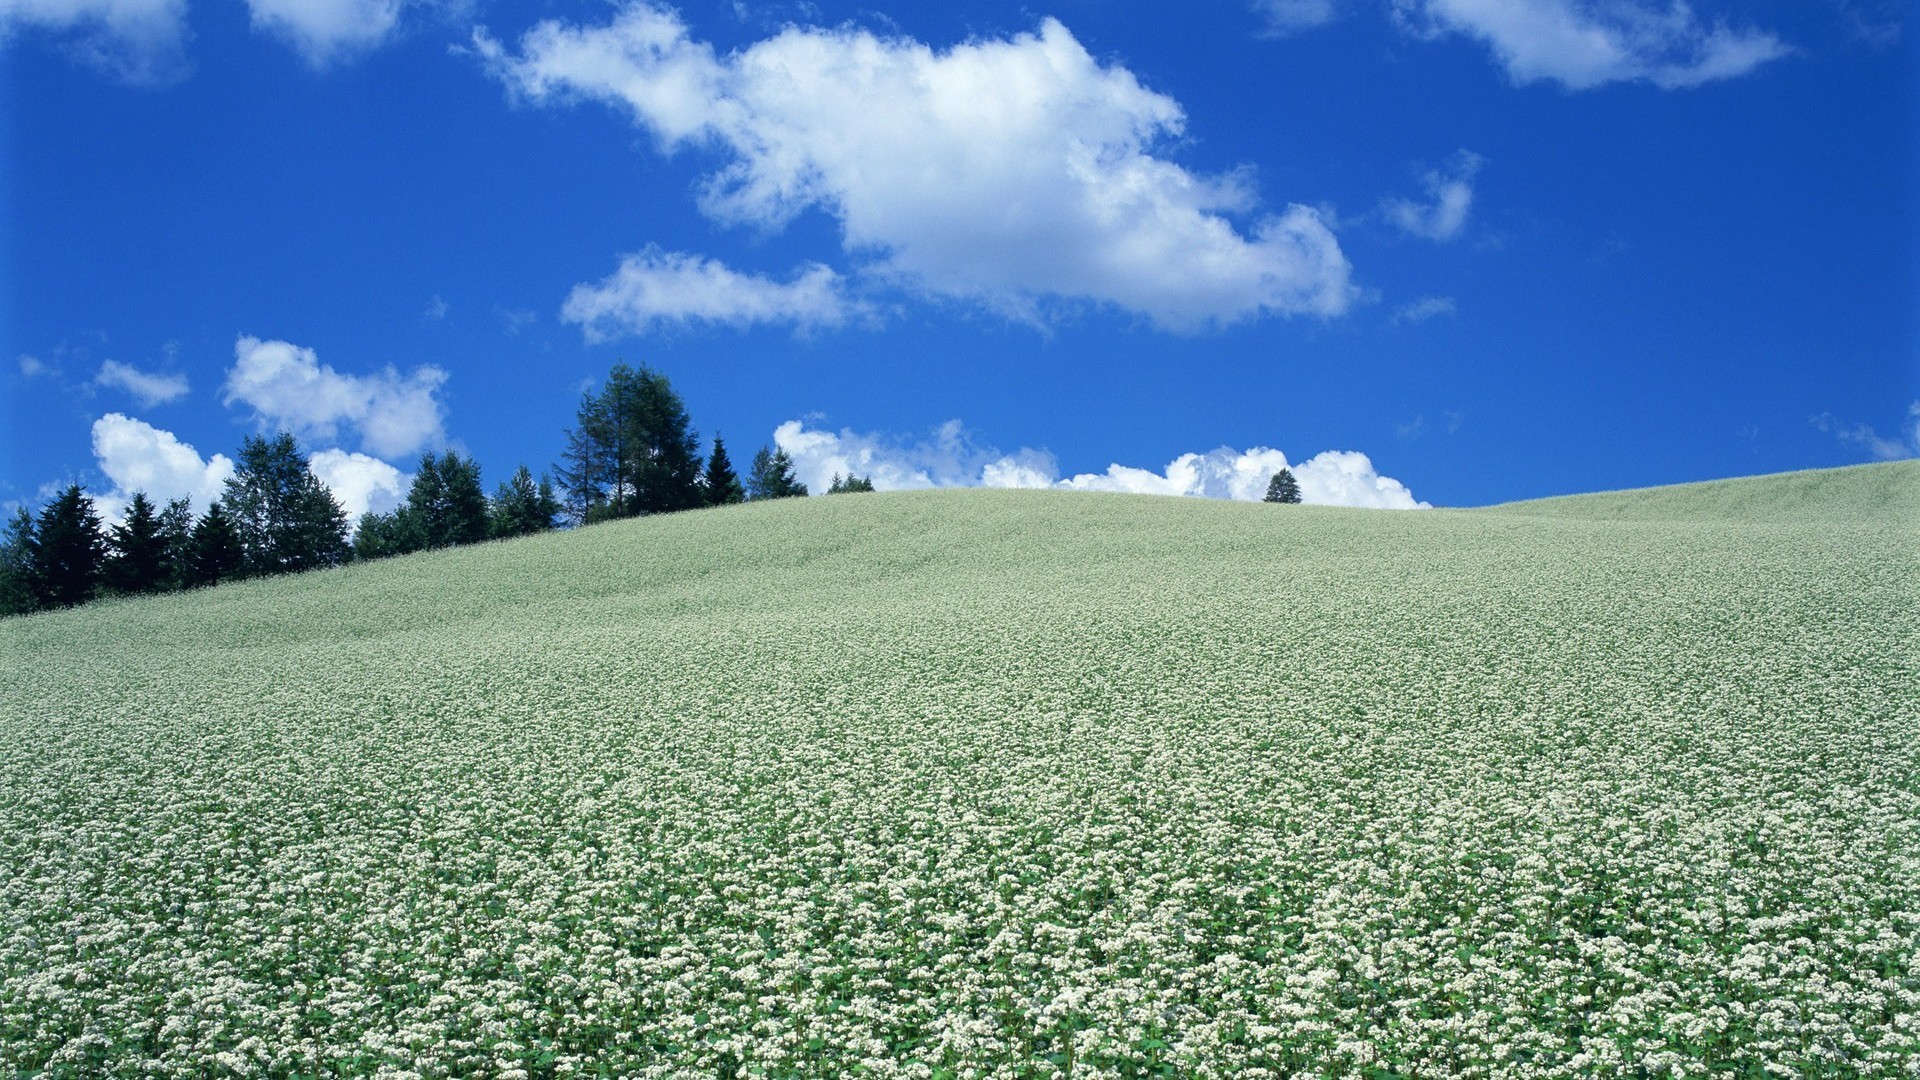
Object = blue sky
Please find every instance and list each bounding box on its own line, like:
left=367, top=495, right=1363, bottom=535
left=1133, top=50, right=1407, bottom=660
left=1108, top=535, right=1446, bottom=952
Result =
left=3, top=0, right=1914, bottom=518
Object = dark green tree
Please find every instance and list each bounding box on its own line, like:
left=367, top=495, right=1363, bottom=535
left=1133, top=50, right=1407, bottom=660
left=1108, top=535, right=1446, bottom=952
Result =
left=1264, top=468, right=1302, bottom=504
left=703, top=434, right=746, bottom=506
left=555, top=391, right=615, bottom=526
left=221, top=432, right=351, bottom=576
left=555, top=363, right=704, bottom=522
left=489, top=465, right=561, bottom=539
left=747, top=446, right=808, bottom=500
left=0, top=509, right=37, bottom=616
left=186, top=502, right=245, bottom=587
left=156, top=496, right=194, bottom=591
left=405, top=451, right=488, bottom=549
left=26, top=484, right=106, bottom=608
left=104, top=492, right=170, bottom=595
left=352, top=509, right=420, bottom=561
left=827, top=472, right=876, bottom=494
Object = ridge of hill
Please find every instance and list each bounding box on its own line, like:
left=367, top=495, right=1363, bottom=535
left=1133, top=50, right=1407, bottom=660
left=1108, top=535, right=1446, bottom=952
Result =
left=1482, top=458, right=1918, bottom=522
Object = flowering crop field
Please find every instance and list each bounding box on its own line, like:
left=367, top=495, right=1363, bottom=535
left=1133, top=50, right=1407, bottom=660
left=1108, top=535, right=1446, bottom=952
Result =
left=3, top=462, right=1917, bottom=1078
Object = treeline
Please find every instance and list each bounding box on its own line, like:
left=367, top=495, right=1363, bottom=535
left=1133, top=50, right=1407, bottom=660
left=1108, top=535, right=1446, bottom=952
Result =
left=2, top=362, right=868, bottom=618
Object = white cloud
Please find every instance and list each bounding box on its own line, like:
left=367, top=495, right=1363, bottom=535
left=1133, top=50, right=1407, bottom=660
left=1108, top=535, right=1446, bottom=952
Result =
left=1812, top=402, right=1920, bottom=461
left=564, top=248, right=858, bottom=339
left=94, top=358, right=189, bottom=406
left=242, top=0, right=416, bottom=67
left=222, top=335, right=447, bottom=459
left=1254, top=0, right=1340, bottom=35
left=89, top=413, right=235, bottom=523
left=0, top=0, right=188, bottom=83
left=772, top=418, right=1427, bottom=509
left=1392, top=0, right=1788, bottom=89
left=308, top=448, right=409, bottom=520
left=18, top=355, right=48, bottom=377
left=478, top=5, right=1356, bottom=331
left=1393, top=295, right=1457, bottom=323
left=423, top=294, right=449, bottom=321
left=1383, top=150, right=1482, bottom=241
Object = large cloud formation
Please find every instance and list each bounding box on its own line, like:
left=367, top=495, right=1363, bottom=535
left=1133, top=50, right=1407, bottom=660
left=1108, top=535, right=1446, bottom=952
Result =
left=478, top=5, right=1356, bottom=333
left=772, top=419, right=1428, bottom=509
left=222, top=335, right=446, bottom=460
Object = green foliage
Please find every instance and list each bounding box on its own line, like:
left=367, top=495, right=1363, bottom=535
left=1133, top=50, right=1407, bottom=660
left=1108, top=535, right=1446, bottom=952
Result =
left=156, top=497, right=195, bottom=591
left=703, top=435, right=746, bottom=506
left=104, top=491, right=170, bottom=595
left=0, top=508, right=36, bottom=616
left=2, top=463, right=1916, bottom=1075
left=747, top=445, right=808, bottom=499
left=352, top=508, right=421, bottom=562
left=406, top=450, right=489, bottom=550
left=489, top=465, right=562, bottom=539
left=185, top=501, right=244, bottom=587
left=221, top=433, right=351, bottom=576
left=827, top=472, right=876, bottom=494
left=555, top=362, right=704, bottom=522
left=25, top=483, right=105, bottom=608
left=1264, top=467, right=1302, bottom=504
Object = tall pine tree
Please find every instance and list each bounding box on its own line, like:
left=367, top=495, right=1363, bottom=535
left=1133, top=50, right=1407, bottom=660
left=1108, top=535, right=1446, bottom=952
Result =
left=0, top=509, right=37, bottom=616
left=406, top=451, right=488, bottom=549
left=156, top=497, right=194, bottom=591
left=489, top=465, right=561, bottom=538
left=555, top=363, right=704, bottom=522
left=27, top=484, right=106, bottom=608
left=105, top=491, right=170, bottom=595
left=704, top=435, right=746, bottom=506
left=186, top=502, right=245, bottom=587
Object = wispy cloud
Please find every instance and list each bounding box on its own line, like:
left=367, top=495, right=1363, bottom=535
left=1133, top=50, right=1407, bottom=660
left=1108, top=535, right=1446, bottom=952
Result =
left=1811, top=402, right=1920, bottom=461
left=1393, top=295, right=1457, bottom=323
left=0, top=0, right=190, bottom=84
left=563, top=249, right=859, bottom=339
left=1383, top=151, right=1483, bottom=241
left=94, top=359, right=189, bottom=407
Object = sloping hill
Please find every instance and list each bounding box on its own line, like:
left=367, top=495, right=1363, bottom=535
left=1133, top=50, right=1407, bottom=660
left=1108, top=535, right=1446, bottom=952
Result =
left=3, top=466, right=1916, bottom=1076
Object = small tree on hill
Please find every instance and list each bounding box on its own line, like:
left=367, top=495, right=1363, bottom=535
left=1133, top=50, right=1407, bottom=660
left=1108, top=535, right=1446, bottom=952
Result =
left=704, top=435, right=746, bottom=506
left=186, top=502, right=245, bottom=587
left=0, top=509, right=37, bottom=616
left=827, top=472, right=875, bottom=494
left=489, top=465, right=561, bottom=539
left=1264, top=468, right=1302, bottom=504
left=747, top=446, right=807, bottom=500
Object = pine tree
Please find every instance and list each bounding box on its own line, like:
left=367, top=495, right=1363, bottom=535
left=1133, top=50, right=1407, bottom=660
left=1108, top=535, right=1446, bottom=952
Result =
left=555, top=391, right=615, bottom=526
left=1264, top=468, right=1302, bottom=504
left=27, top=484, right=106, bottom=608
left=827, top=472, right=876, bottom=494
left=221, top=433, right=351, bottom=576
left=406, top=451, right=488, bottom=549
left=104, top=492, right=170, bottom=595
left=747, top=446, right=808, bottom=500
left=555, top=363, right=705, bottom=522
left=156, top=497, right=194, bottom=591
left=704, top=435, right=746, bottom=506
left=353, top=509, right=419, bottom=560
left=489, top=465, right=561, bottom=539
left=186, top=502, right=245, bottom=587
left=0, top=508, right=37, bottom=616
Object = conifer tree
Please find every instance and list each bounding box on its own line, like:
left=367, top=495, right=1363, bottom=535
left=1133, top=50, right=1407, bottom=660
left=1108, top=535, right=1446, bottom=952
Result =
left=1264, top=468, right=1303, bottom=504
left=704, top=435, right=746, bottom=506
left=489, top=465, right=561, bottom=538
left=0, top=509, right=36, bottom=616
left=406, top=451, right=488, bottom=549
left=186, top=502, right=244, bottom=587
left=555, top=363, right=704, bottom=522
left=156, top=496, right=194, bottom=591
left=104, top=491, right=169, bottom=595
left=747, top=446, right=808, bottom=500
left=827, top=472, right=876, bottom=493
left=27, top=484, right=106, bottom=608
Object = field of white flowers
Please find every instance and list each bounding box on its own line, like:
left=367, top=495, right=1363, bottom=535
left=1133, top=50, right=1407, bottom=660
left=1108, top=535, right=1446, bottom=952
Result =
left=3, top=461, right=1916, bottom=1078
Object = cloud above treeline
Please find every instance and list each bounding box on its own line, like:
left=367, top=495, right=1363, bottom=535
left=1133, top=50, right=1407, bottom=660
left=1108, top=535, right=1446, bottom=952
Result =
left=772, top=419, right=1429, bottom=509
left=222, top=335, right=447, bottom=460
left=477, top=4, right=1357, bottom=334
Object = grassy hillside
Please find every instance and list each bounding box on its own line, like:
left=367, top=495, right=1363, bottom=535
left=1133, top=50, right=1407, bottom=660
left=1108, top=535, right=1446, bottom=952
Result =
left=3, top=464, right=1916, bottom=1076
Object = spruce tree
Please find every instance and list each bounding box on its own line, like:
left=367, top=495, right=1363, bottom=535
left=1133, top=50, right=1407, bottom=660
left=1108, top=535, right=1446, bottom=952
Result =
left=704, top=435, right=746, bottom=506
left=27, top=484, right=106, bottom=608
left=1264, top=468, right=1303, bottom=504
left=0, top=508, right=37, bottom=616
left=747, top=446, right=808, bottom=500
left=489, top=465, right=561, bottom=538
left=353, top=509, right=418, bottom=560
left=186, top=502, right=245, bottom=587
left=827, top=472, right=876, bottom=494
left=105, top=492, right=169, bottom=595
left=555, top=391, right=615, bottom=525
left=555, top=363, right=705, bottom=522
left=405, top=451, right=488, bottom=549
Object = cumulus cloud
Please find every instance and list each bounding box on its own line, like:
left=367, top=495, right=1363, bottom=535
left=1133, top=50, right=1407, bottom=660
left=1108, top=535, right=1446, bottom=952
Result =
left=1391, top=0, right=1788, bottom=89
left=222, top=335, right=447, bottom=459
left=0, top=0, right=189, bottom=83
left=94, top=358, right=189, bottom=406
left=308, top=448, right=409, bottom=519
left=477, top=5, right=1355, bottom=331
left=1383, top=150, right=1482, bottom=241
left=243, top=0, right=419, bottom=67
left=89, top=413, right=235, bottom=523
left=1812, top=402, right=1920, bottom=461
left=1393, top=295, right=1457, bottom=323
left=564, top=249, right=857, bottom=339
left=1254, top=0, right=1341, bottom=35
left=772, top=418, right=1427, bottom=509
